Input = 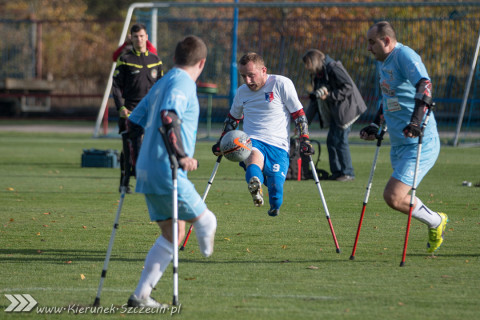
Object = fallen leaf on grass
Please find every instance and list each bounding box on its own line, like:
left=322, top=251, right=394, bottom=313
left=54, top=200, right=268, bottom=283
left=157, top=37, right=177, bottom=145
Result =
left=80, top=274, right=85, bottom=280
left=307, top=265, right=319, bottom=270
left=246, top=248, right=251, bottom=253
left=224, top=237, right=231, bottom=241
left=65, top=261, right=72, bottom=264
left=281, top=245, right=287, bottom=249
left=6, top=187, right=14, bottom=191
left=43, top=212, right=50, bottom=215
left=82, top=226, right=87, bottom=229
left=184, top=277, right=196, bottom=281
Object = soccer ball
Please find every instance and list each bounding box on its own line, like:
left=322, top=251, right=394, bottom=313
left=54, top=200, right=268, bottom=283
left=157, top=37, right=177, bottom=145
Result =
left=220, top=130, right=252, bottom=162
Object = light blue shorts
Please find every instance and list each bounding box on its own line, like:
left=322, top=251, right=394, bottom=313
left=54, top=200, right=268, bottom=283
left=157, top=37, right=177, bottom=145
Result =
left=390, top=135, right=440, bottom=187
left=145, top=191, right=207, bottom=222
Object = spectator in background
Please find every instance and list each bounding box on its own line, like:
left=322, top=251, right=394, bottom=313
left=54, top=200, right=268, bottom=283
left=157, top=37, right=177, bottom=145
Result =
left=302, top=49, right=367, bottom=181
left=112, top=23, right=163, bottom=193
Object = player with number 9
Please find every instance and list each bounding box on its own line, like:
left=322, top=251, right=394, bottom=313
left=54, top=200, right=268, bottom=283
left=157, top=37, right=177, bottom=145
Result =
left=212, top=52, right=314, bottom=217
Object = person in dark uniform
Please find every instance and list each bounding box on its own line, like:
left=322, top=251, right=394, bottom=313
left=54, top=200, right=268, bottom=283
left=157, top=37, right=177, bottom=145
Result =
left=112, top=23, right=163, bottom=192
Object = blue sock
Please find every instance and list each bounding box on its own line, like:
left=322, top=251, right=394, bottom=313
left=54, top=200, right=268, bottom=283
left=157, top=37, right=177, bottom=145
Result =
left=246, top=164, right=264, bottom=184
left=267, top=175, right=284, bottom=210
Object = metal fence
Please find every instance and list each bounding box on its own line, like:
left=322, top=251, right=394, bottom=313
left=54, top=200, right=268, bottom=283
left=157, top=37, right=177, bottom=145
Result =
left=1, top=2, right=480, bottom=142
left=130, top=2, right=480, bottom=138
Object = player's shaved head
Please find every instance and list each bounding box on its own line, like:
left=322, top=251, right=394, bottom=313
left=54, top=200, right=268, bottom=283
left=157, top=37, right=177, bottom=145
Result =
left=370, top=21, right=397, bottom=41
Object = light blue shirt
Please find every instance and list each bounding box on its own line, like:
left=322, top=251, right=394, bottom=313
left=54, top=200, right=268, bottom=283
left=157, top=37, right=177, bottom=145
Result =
left=377, top=43, right=438, bottom=146
left=129, top=67, right=199, bottom=195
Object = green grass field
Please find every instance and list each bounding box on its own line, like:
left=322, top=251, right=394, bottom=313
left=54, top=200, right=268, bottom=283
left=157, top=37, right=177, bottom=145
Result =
left=0, top=130, right=479, bottom=319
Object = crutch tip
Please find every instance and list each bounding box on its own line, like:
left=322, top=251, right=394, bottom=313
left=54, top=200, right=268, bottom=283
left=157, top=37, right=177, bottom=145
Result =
left=399, top=261, right=406, bottom=267
left=179, top=246, right=185, bottom=251
left=336, top=248, right=341, bottom=254
left=349, top=255, right=355, bottom=260
left=93, top=298, right=100, bottom=307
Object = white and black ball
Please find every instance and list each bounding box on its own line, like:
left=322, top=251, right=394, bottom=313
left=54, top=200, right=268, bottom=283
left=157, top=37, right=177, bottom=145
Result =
left=220, top=130, right=252, bottom=162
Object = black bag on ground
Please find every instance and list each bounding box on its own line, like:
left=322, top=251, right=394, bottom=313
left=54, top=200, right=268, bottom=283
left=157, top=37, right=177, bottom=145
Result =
left=286, top=138, right=329, bottom=180
left=81, top=149, right=120, bottom=168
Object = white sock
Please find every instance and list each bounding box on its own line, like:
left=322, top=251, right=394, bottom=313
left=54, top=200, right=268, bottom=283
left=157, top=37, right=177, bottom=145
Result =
left=411, top=197, right=442, bottom=228
left=134, top=235, right=173, bottom=299
left=193, top=209, right=217, bottom=257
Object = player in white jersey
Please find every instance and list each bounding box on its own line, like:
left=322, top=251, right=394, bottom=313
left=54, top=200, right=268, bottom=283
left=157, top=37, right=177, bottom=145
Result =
left=213, top=52, right=315, bottom=217
left=126, top=36, right=217, bottom=308
left=360, top=21, right=447, bottom=254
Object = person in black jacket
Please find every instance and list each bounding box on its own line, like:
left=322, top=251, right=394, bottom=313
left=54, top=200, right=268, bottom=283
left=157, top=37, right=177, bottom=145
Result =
left=112, top=23, right=163, bottom=192
left=302, top=49, right=366, bottom=181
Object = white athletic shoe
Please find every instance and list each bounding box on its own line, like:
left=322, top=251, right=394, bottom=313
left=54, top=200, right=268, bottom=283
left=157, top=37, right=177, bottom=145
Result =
left=127, top=294, right=168, bottom=308
left=248, top=176, right=264, bottom=207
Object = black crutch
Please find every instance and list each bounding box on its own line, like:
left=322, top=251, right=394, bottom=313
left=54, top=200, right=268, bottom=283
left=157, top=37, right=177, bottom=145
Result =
left=350, top=124, right=387, bottom=260
left=181, top=155, right=222, bottom=250
left=309, top=155, right=341, bottom=253
left=400, top=104, right=434, bottom=267
left=159, top=126, right=180, bottom=305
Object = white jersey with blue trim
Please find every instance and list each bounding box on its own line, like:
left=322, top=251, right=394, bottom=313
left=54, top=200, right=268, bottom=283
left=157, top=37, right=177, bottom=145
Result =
left=130, top=67, right=199, bottom=195
left=377, top=43, right=438, bottom=146
left=230, top=74, right=303, bottom=152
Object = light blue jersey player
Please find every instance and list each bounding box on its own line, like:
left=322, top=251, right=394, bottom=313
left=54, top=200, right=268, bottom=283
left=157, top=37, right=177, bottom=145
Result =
left=213, top=52, right=315, bottom=217
left=125, top=36, right=217, bottom=309
left=361, top=21, right=447, bottom=254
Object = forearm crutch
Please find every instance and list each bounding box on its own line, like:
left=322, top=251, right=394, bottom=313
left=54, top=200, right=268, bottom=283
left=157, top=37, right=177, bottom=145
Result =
left=159, top=126, right=180, bottom=305
left=400, top=105, right=433, bottom=267
left=181, top=155, right=222, bottom=250
left=350, top=124, right=387, bottom=260
left=93, top=175, right=129, bottom=307
left=309, top=155, right=341, bottom=253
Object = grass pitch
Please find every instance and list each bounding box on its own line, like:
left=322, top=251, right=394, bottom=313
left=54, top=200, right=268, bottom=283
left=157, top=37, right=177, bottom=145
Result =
left=0, top=130, right=479, bottom=319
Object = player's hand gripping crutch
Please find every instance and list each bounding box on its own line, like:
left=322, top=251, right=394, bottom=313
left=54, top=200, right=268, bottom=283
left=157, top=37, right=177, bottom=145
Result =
left=400, top=104, right=434, bottom=267
left=350, top=124, right=387, bottom=260
left=93, top=169, right=129, bottom=307
left=309, top=155, right=341, bottom=253
left=159, top=126, right=180, bottom=305
left=180, top=155, right=223, bottom=250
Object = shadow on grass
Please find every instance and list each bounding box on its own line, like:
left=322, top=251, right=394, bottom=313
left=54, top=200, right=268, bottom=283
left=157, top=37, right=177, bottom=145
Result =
left=0, top=248, right=144, bottom=263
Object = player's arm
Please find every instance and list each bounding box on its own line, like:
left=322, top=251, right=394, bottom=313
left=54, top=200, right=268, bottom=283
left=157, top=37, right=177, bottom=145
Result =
left=291, top=109, right=314, bottom=156
left=403, top=78, right=433, bottom=138
left=212, top=113, right=242, bottom=155
left=161, top=110, right=197, bottom=171
left=360, top=104, right=384, bottom=140
left=112, top=61, right=129, bottom=118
